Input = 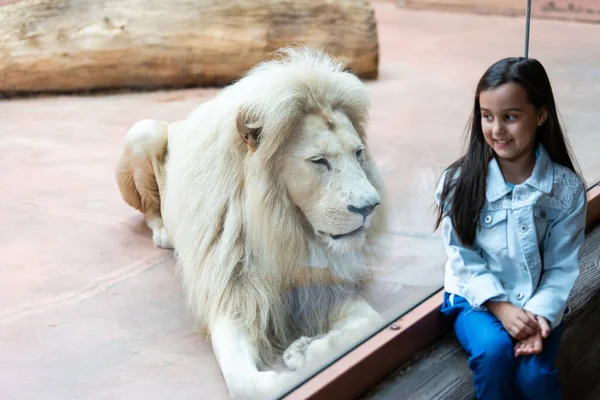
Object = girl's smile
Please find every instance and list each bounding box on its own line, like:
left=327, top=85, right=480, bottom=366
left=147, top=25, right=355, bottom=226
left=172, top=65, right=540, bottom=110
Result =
left=493, top=139, right=512, bottom=148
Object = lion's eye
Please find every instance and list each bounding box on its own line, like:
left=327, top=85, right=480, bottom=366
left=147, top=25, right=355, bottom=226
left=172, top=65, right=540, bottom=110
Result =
left=356, top=148, right=364, bottom=159
left=310, top=158, right=331, bottom=170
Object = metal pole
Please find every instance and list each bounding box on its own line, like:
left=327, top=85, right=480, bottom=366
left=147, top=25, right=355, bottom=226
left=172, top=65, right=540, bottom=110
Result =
left=524, top=0, right=532, bottom=58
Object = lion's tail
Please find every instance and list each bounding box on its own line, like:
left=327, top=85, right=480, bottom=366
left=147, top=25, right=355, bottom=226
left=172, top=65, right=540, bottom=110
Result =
left=115, top=119, right=169, bottom=220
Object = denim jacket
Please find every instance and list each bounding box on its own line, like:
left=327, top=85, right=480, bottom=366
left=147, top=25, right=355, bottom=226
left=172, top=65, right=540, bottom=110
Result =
left=436, top=145, right=587, bottom=329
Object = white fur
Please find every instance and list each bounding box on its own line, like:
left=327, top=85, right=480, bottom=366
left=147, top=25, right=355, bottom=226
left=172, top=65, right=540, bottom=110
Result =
left=115, top=47, right=389, bottom=399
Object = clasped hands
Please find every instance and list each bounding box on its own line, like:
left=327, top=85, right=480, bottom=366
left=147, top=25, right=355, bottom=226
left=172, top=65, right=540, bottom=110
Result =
left=486, top=301, right=551, bottom=358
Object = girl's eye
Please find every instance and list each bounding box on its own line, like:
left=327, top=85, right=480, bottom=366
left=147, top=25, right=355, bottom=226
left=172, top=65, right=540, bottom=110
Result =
left=482, top=115, right=492, bottom=122
left=310, top=158, right=331, bottom=170
left=505, top=114, right=517, bottom=121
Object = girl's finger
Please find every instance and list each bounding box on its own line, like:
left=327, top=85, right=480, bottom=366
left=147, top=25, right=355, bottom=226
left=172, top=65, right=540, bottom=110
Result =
left=518, top=311, right=539, bottom=330
left=514, top=345, right=523, bottom=357
left=514, top=326, right=527, bottom=340
left=533, top=337, right=543, bottom=353
left=523, top=342, right=534, bottom=355
left=524, top=310, right=538, bottom=321
left=515, top=319, right=535, bottom=336
left=537, top=316, right=551, bottom=338
left=510, top=325, right=521, bottom=339
left=515, top=340, right=527, bottom=356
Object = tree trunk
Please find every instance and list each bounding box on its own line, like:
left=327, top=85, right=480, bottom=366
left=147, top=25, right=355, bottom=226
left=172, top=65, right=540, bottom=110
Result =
left=0, top=0, right=379, bottom=94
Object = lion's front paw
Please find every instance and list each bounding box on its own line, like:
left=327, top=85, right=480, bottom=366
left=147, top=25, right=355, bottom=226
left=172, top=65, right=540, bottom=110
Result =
left=307, top=331, right=341, bottom=358
left=283, top=336, right=314, bottom=370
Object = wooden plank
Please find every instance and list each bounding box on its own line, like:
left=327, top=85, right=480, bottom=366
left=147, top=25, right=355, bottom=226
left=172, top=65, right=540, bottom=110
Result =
left=0, top=0, right=379, bottom=94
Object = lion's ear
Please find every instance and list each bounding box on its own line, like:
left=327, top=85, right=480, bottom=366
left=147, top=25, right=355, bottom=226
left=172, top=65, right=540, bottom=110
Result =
left=236, top=105, right=262, bottom=152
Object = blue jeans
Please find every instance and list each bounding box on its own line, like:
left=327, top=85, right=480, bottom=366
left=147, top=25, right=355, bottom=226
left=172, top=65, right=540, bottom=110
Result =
left=440, top=292, right=563, bottom=400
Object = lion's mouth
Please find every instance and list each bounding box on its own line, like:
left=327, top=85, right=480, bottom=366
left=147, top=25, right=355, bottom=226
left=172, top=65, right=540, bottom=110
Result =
left=323, top=226, right=365, bottom=240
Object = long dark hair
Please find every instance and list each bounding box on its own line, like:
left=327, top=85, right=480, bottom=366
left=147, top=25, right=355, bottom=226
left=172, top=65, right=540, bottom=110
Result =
left=434, top=57, right=583, bottom=247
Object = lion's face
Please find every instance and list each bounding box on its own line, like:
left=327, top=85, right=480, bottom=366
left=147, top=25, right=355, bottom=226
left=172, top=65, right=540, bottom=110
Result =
left=281, top=110, right=381, bottom=251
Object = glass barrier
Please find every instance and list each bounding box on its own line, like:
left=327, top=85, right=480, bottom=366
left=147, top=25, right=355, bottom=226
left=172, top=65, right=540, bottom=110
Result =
left=1, top=1, right=599, bottom=399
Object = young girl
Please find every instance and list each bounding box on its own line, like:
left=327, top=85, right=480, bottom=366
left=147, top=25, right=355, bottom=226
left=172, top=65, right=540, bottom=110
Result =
left=434, top=57, right=588, bottom=400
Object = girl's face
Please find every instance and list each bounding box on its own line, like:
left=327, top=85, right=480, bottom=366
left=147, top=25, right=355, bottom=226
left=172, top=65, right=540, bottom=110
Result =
left=479, top=82, right=547, bottom=162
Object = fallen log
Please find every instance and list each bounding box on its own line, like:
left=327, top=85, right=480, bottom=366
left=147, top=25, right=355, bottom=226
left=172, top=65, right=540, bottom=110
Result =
left=0, top=0, right=379, bottom=94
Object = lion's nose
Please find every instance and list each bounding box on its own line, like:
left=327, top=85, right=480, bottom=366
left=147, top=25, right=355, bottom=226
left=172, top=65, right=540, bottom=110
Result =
left=347, top=202, right=379, bottom=217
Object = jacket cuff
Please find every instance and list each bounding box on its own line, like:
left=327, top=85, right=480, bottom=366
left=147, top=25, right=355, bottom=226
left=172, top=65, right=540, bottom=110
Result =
left=523, top=299, right=564, bottom=330
left=464, top=273, right=507, bottom=309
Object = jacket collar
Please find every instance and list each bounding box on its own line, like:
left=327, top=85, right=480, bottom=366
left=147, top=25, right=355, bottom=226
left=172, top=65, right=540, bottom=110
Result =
left=486, top=145, right=553, bottom=203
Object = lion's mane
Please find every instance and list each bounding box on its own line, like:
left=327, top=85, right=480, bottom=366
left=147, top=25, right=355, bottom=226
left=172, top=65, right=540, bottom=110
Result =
left=162, top=47, right=387, bottom=366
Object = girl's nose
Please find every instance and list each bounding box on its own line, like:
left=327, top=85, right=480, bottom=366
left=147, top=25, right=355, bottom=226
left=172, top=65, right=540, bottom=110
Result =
left=492, top=121, right=505, bottom=136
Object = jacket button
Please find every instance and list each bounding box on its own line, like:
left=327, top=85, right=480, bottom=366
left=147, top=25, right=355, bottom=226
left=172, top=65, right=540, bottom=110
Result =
left=485, top=215, right=492, bottom=224
left=517, top=293, right=524, bottom=300
left=520, top=225, right=527, bottom=233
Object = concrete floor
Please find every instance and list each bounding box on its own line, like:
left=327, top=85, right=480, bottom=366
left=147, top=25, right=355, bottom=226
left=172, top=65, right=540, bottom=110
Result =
left=1, top=1, right=599, bottom=399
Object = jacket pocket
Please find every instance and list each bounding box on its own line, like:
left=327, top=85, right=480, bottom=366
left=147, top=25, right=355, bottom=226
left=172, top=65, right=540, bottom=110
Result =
left=476, top=209, right=508, bottom=254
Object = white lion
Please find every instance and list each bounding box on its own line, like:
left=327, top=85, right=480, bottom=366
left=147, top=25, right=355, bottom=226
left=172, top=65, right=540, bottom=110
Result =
left=115, top=47, right=388, bottom=399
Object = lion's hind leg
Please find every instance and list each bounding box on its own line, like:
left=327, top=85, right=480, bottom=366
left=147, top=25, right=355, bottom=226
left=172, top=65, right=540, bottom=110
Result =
left=115, top=119, right=172, bottom=249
